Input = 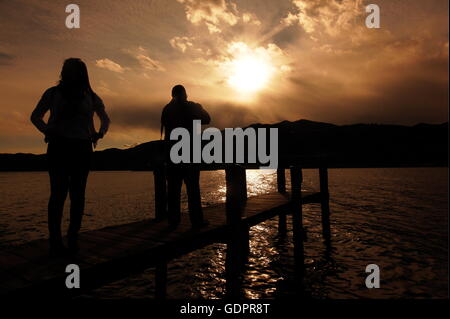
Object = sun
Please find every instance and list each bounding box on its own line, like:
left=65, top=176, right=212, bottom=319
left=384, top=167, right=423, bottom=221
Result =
left=227, top=55, right=273, bottom=94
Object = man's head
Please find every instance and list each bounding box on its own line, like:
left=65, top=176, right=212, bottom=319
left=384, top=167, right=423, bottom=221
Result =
left=171, top=85, right=187, bottom=101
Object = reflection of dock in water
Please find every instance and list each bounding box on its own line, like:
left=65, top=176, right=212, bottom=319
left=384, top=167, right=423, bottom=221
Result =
left=0, top=161, right=331, bottom=299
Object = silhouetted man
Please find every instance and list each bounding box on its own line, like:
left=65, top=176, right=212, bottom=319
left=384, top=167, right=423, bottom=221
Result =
left=161, top=85, right=211, bottom=228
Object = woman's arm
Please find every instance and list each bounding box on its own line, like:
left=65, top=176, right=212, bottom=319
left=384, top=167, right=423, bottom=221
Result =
left=93, top=94, right=110, bottom=137
left=30, top=89, right=52, bottom=134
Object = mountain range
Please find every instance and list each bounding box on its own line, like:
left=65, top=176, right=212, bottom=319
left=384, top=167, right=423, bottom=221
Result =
left=0, top=119, right=447, bottom=171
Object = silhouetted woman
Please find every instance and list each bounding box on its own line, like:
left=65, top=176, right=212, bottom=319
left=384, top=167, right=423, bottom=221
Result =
left=31, top=58, right=110, bottom=256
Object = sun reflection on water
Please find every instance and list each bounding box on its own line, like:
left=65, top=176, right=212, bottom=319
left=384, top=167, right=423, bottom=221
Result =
left=197, top=169, right=280, bottom=298
left=246, top=169, right=277, bottom=197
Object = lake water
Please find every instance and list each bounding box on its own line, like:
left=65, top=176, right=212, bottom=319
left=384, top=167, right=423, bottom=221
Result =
left=0, top=168, right=448, bottom=298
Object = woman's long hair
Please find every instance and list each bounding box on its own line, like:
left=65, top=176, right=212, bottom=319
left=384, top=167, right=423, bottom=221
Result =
left=57, top=58, right=94, bottom=118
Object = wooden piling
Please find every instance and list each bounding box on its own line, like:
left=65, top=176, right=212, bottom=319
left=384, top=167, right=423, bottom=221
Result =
left=154, top=165, right=167, bottom=220
left=225, top=165, right=247, bottom=207
left=319, top=167, right=331, bottom=245
left=225, top=250, right=242, bottom=299
left=225, top=165, right=249, bottom=263
left=277, top=168, right=287, bottom=236
left=290, top=166, right=305, bottom=279
left=225, top=165, right=248, bottom=297
left=277, top=168, right=286, bottom=193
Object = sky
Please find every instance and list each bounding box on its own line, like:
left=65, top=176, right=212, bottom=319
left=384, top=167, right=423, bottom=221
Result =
left=0, top=0, right=448, bottom=154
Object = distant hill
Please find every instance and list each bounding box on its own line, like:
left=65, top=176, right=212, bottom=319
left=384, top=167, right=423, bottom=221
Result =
left=0, top=119, right=447, bottom=171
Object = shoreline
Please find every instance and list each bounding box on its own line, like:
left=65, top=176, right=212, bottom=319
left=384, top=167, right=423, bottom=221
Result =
left=0, top=165, right=448, bottom=173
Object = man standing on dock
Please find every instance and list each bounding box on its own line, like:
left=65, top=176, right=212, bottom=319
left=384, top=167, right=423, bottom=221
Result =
left=161, top=85, right=211, bottom=229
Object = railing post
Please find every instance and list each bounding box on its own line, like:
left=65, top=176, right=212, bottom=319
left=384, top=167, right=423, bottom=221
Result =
left=154, top=165, right=167, bottom=220
left=225, top=165, right=247, bottom=208
left=225, top=165, right=248, bottom=298
left=277, top=168, right=287, bottom=236
left=290, top=166, right=305, bottom=281
left=277, top=168, right=286, bottom=193
left=319, top=167, right=331, bottom=245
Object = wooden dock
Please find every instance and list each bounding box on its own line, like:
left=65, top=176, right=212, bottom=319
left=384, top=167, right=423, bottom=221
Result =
left=0, top=164, right=331, bottom=299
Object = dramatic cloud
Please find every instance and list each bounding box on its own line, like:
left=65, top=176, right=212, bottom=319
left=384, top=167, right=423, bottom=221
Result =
left=170, top=36, right=195, bottom=53
left=0, top=0, right=447, bottom=153
left=283, top=0, right=362, bottom=36
left=272, top=0, right=449, bottom=125
left=176, top=0, right=265, bottom=33
left=136, top=54, right=166, bottom=72
left=126, top=47, right=166, bottom=72
left=95, top=58, right=125, bottom=73
left=242, top=13, right=261, bottom=26
left=177, top=0, right=239, bottom=33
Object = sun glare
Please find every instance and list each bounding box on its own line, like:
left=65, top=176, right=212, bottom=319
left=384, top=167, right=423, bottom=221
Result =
left=227, top=55, right=273, bottom=94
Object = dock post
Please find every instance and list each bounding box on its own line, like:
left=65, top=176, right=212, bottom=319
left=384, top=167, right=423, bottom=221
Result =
left=154, top=165, right=167, bottom=220
left=290, top=166, right=305, bottom=282
left=277, top=168, right=287, bottom=236
left=225, top=165, right=247, bottom=205
left=319, top=167, right=331, bottom=245
left=225, top=165, right=249, bottom=262
left=225, top=253, right=243, bottom=299
left=155, top=260, right=167, bottom=299
left=225, top=165, right=248, bottom=298
left=277, top=168, right=286, bottom=193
